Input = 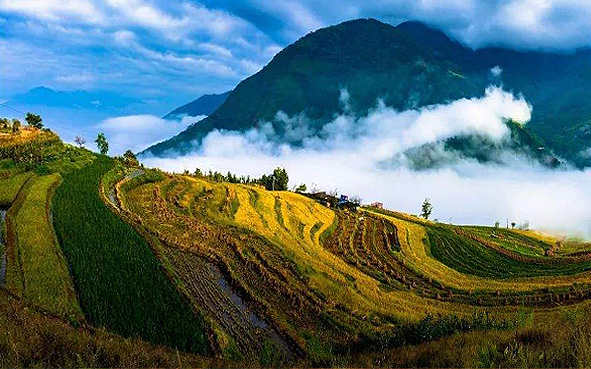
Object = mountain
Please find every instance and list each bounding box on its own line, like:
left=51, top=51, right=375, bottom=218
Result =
left=143, top=19, right=591, bottom=167
left=163, top=91, right=231, bottom=120
left=8, top=86, right=139, bottom=110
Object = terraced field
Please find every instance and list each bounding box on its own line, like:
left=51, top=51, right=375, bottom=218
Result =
left=5, top=129, right=591, bottom=366
left=112, top=171, right=591, bottom=363
left=5, top=173, right=82, bottom=321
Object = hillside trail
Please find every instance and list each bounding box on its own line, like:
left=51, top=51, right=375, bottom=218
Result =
left=108, top=169, right=144, bottom=209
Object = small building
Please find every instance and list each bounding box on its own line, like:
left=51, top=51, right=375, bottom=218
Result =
left=370, top=202, right=383, bottom=209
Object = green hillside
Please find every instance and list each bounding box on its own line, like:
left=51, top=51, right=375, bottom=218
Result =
left=144, top=19, right=591, bottom=168
left=5, top=128, right=591, bottom=367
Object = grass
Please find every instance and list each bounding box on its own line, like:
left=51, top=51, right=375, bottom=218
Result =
left=0, top=290, right=224, bottom=369
left=52, top=156, right=210, bottom=354
left=9, top=173, right=82, bottom=321
left=426, top=226, right=591, bottom=279
left=122, top=175, right=537, bottom=355
left=0, top=172, right=33, bottom=206
left=4, top=127, right=589, bottom=364
left=118, top=173, right=591, bottom=359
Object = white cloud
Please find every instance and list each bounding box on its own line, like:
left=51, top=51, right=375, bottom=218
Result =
left=98, top=113, right=205, bottom=155
left=143, top=87, right=591, bottom=237
left=0, top=0, right=104, bottom=24
left=490, top=65, right=503, bottom=77
left=55, top=72, right=96, bottom=85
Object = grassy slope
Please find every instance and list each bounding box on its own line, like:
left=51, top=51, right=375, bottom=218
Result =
left=52, top=156, right=209, bottom=354
left=0, top=173, right=33, bottom=206
left=426, top=226, right=591, bottom=279
left=121, top=177, right=529, bottom=345
left=366, top=209, right=591, bottom=292
left=121, top=176, right=591, bottom=348
left=0, top=290, right=223, bottom=369
left=12, top=173, right=82, bottom=321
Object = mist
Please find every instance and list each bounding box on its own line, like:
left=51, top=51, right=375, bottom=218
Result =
left=142, top=86, right=591, bottom=238
left=98, top=114, right=205, bottom=155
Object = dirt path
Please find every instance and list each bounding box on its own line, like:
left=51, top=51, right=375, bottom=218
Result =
left=107, top=169, right=144, bottom=210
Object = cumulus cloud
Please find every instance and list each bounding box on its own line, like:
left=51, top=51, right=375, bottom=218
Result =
left=142, top=86, right=591, bottom=238
left=0, top=0, right=104, bottom=24
left=98, top=114, right=205, bottom=155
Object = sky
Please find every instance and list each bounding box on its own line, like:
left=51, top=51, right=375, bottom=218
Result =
left=2, top=0, right=591, bottom=108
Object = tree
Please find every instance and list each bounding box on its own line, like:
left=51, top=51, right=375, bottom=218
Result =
left=421, top=198, right=433, bottom=220
left=123, top=150, right=139, bottom=166
left=511, top=222, right=516, bottom=229
left=25, top=112, right=43, bottom=129
left=495, top=221, right=500, bottom=228
left=95, top=133, right=109, bottom=155
left=350, top=195, right=362, bottom=206
left=12, top=119, right=21, bottom=133
left=295, top=184, right=307, bottom=193
left=0, top=117, right=9, bottom=129
left=74, top=136, right=86, bottom=148
left=260, top=167, right=289, bottom=191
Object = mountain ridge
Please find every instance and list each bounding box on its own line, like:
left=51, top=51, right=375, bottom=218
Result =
left=143, top=18, right=591, bottom=167
left=163, top=91, right=231, bottom=120
left=9, top=86, right=139, bottom=110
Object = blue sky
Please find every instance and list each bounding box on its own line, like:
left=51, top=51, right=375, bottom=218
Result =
left=2, top=0, right=591, bottom=111
left=2, top=0, right=591, bottom=155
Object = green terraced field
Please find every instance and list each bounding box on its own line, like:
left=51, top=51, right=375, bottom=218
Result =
left=52, top=156, right=210, bottom=354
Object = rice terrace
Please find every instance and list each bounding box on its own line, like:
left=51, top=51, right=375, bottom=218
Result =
left=4, top=2, right=591, bottom=368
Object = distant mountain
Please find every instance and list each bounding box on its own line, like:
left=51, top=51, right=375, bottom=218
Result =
left=163, top=91, right=231, bottom=120
left=9, top=86, right=139, bottom=110
left=144, top=19, right=591, bottom=167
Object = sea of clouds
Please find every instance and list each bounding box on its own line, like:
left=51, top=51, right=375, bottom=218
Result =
left=138, top=86, right=591, bottom=238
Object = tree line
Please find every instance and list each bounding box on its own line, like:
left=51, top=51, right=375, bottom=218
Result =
left=0, top=112, right=44, bottom=133
left=187, top=167, right=290, bottom=191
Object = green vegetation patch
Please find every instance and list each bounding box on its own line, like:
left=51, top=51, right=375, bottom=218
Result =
left=0, top=172, right=33, bottom=206
left=427, top=226, right=591, bottom=279
left=52, top=156, right=209, bottom=354
left=12, top=174, right=82, bottom=321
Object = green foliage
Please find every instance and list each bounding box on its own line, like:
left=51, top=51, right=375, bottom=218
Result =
left=52, top=156, right=209, bottom=353
left=426, top=225, right=591, bottom=278
left=295, top=183, right=307, bottom=193
left=10, top=174, right=83, bottom=321
left=421, top=198, right=433, bottom=220
left=122, top=150, right=139, bottom=166
left=0, top=131, right=61, bottom=167
left=11, top=119, right=20, bottom=133
left=25, top=112, right=43, bottom=129
left=95, top=133, right=108, bottom=155
left=260, top=167, right=289, bottom=191
left=355, top=312, right=510, bottom=355
left=0, top=172, right=33, bottom=206
left=0, top=118, right=9, bottom=130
